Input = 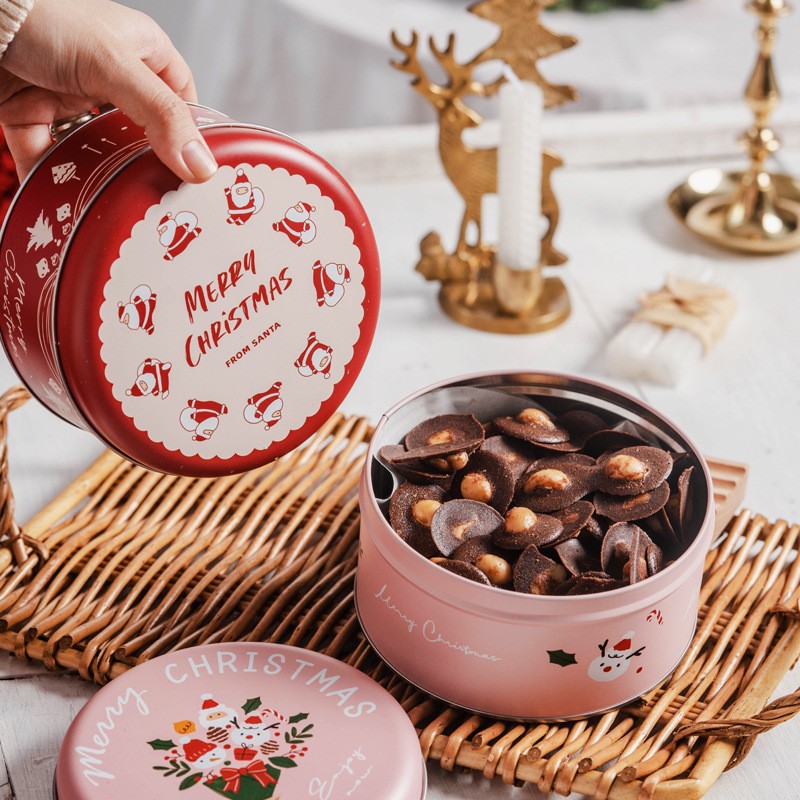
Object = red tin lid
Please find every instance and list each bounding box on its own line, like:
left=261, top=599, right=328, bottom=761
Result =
left=51, top=109, right=378, bottom=475
left=55, top=643, right=426, bottom=800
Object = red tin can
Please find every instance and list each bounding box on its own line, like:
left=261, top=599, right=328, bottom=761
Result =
left=0, top=105, right=379, bottom=476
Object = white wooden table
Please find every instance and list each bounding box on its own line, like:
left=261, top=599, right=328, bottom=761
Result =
left=1, top=108, right=800, bottom=799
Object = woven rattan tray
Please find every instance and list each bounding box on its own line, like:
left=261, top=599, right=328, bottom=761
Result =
left=0, top=387, right=797, bottom=800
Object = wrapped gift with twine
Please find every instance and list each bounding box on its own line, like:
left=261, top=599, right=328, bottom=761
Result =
left=605, top=273, right=737, bottom=386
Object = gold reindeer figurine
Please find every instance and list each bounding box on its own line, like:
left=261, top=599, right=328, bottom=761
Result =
left=391, top=0, right=576, bottom=333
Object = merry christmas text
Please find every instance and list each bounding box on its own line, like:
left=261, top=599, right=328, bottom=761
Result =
left=74, top=687, right=150, bottom=786
left=183, top=249, right=292, bottom=367
left=163, top=650, right=378, bottom=719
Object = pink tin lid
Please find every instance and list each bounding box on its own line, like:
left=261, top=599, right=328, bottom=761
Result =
left=55, top=643, right=426, bottom=800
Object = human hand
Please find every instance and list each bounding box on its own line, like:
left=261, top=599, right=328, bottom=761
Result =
left=0, top=0, right=217, bottom=183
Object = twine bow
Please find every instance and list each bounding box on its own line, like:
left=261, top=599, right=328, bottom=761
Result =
left=218, top=761, right=276, bottom=794
left=634, top=276, right=736, bottom=352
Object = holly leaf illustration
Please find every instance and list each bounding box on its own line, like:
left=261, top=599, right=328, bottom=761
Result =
left=179, top=773, right=204, bottom=791
left=288, top=712, right=309, bottom=724
left=148, top=739, right=177, bottom=750
left=269, top=756, right=298, bottom=769
left=242, top=697, right=261, bottom=714
left=547, top=649, right=577, bottom=667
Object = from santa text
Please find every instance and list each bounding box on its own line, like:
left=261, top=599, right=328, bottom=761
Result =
left=183, top=248, right=293, bottom=368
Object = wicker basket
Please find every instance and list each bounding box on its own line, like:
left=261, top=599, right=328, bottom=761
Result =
left=0, top=387, right=797, bottom=800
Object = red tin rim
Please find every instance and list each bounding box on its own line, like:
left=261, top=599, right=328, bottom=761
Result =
left=55, top=123, right=380, bottom=475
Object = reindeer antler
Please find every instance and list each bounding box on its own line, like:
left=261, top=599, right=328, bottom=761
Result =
left=392, top=29, right=501, bottom=108
left=391, top=30, right=447, bottom=108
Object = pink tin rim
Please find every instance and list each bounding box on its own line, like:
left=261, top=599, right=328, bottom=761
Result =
left=363, top=370, right=715, bottom=617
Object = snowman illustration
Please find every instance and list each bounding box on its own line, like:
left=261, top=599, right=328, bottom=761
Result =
left=178, top=737, right=226, bottom=772
left=294, top=332, right=333, bottom=379
left=118, top=284, right=157, bottom=335
left=225, top=168, right=265, bottom=225
left=243, top=382, right=283, bottom=430
left=273, top=201, right=316, bottom=247
left=587, top=631, right=646, bottom=682
left=312, top=261, right=350, bottom=308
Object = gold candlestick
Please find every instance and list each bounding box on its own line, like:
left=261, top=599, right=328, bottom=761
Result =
left=391, top=0, right=577, bottom=334
left=669, top=0, right=800, bottom=254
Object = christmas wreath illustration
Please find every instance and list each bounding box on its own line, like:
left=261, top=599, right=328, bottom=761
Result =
left=148, top=694, right=314, bottom=798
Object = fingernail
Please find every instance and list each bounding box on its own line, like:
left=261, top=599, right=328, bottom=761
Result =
left=182, top=138, right=217, bottom=181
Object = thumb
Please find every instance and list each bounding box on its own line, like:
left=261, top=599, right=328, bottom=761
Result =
left=88, top=48, right=217, bottom=183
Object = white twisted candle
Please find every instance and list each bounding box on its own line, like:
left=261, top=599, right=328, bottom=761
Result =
left=497, top=69, right=543, bottom=271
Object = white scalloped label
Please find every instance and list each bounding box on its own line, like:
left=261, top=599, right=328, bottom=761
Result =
left=99, top=164, right=365, bottom=459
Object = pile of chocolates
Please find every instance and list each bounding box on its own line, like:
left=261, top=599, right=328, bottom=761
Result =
left=379, top=404, right=701, bottom=596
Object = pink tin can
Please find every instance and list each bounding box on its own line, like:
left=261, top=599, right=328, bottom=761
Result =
left=356, top=372, right=714, bottom=720
left=55, top=643, right=426, bottom=800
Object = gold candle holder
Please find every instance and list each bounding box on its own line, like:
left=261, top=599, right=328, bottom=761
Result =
left=669, top=0, right=800, bottom=254
left=391, top=0, right=577, bottom=334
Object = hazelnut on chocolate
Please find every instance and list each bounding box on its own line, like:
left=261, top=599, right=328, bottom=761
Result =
left=432, top=557, right=492, bottom=585
left=388, top=483, right=446, bottom=558
left=452, top=451, right=515, bottom=514
left=492, top=506, right=564, bottom=550
left=596, top=446, right=672, bottom=496
left=515, top=462, right=592, bottom=512
left=493, top=408, right=570, bottom=445
left=474, top=553, right=513, bottom=587
left=405, top=413, right=483, bottom=449
left=513, top=546, right=569, bottom=594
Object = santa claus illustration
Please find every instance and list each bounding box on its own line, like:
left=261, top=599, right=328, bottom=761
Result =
left=198, top=694, right=238, bottom=729
left=313, top=261, right=350, bottom=308
left=157, top=210, right=202, bottom=260
left=294, top=332, right=333, bottom=379
left=588, top=631, right=646, bottom=682
left=273, top=201, right=316, bottom=247
left=179, top=737, right=226, bottom=772
left=243, top=382, right=283, bottom=430
left=225, top=168, right=265, bottom=226
left=179, top=399, right=228, bottom=442
left=117, top=284, right=157, bottom=335
left=125, top=358, right=172, bottom=399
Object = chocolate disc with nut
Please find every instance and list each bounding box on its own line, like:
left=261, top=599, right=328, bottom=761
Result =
left=431, top=557, right=491, bottom=585
left=493, top=407, right=571, bottom=445
left=431, top=499, right=504, bottom=557
left=515, top=462, right=593, bottom=512
left=472, top=553, right=514, bottom=587
left=379, top=445, right=454, bottom=488
left=450, top=535, right=493, bottom=563
left=481, top=435, right=538, bottom=481
left=492, top=506, right=564, bottom=550
left=554, top=538, right=601, bottom=576
left=596, top=446, right=673, bottom=496
left=582, top=429, right=651, bottom=458
left=600, top=521, right=653, bottom=578
left=555, top=571, right=626, bottom=595
left=548, top=500, right=595, bottom=544
left=452, top=450, right=515, bottom=514
left=558, top=409, right=607, bottom=444
left=402, top=413, right=485, bottom=460
left=513, top=545, right=569, bottom=594
left=388, top=482, right=446, bottom=558
left=671, top=466, right=696, bottom=544
left=594, top=481, right=670, bottom=522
